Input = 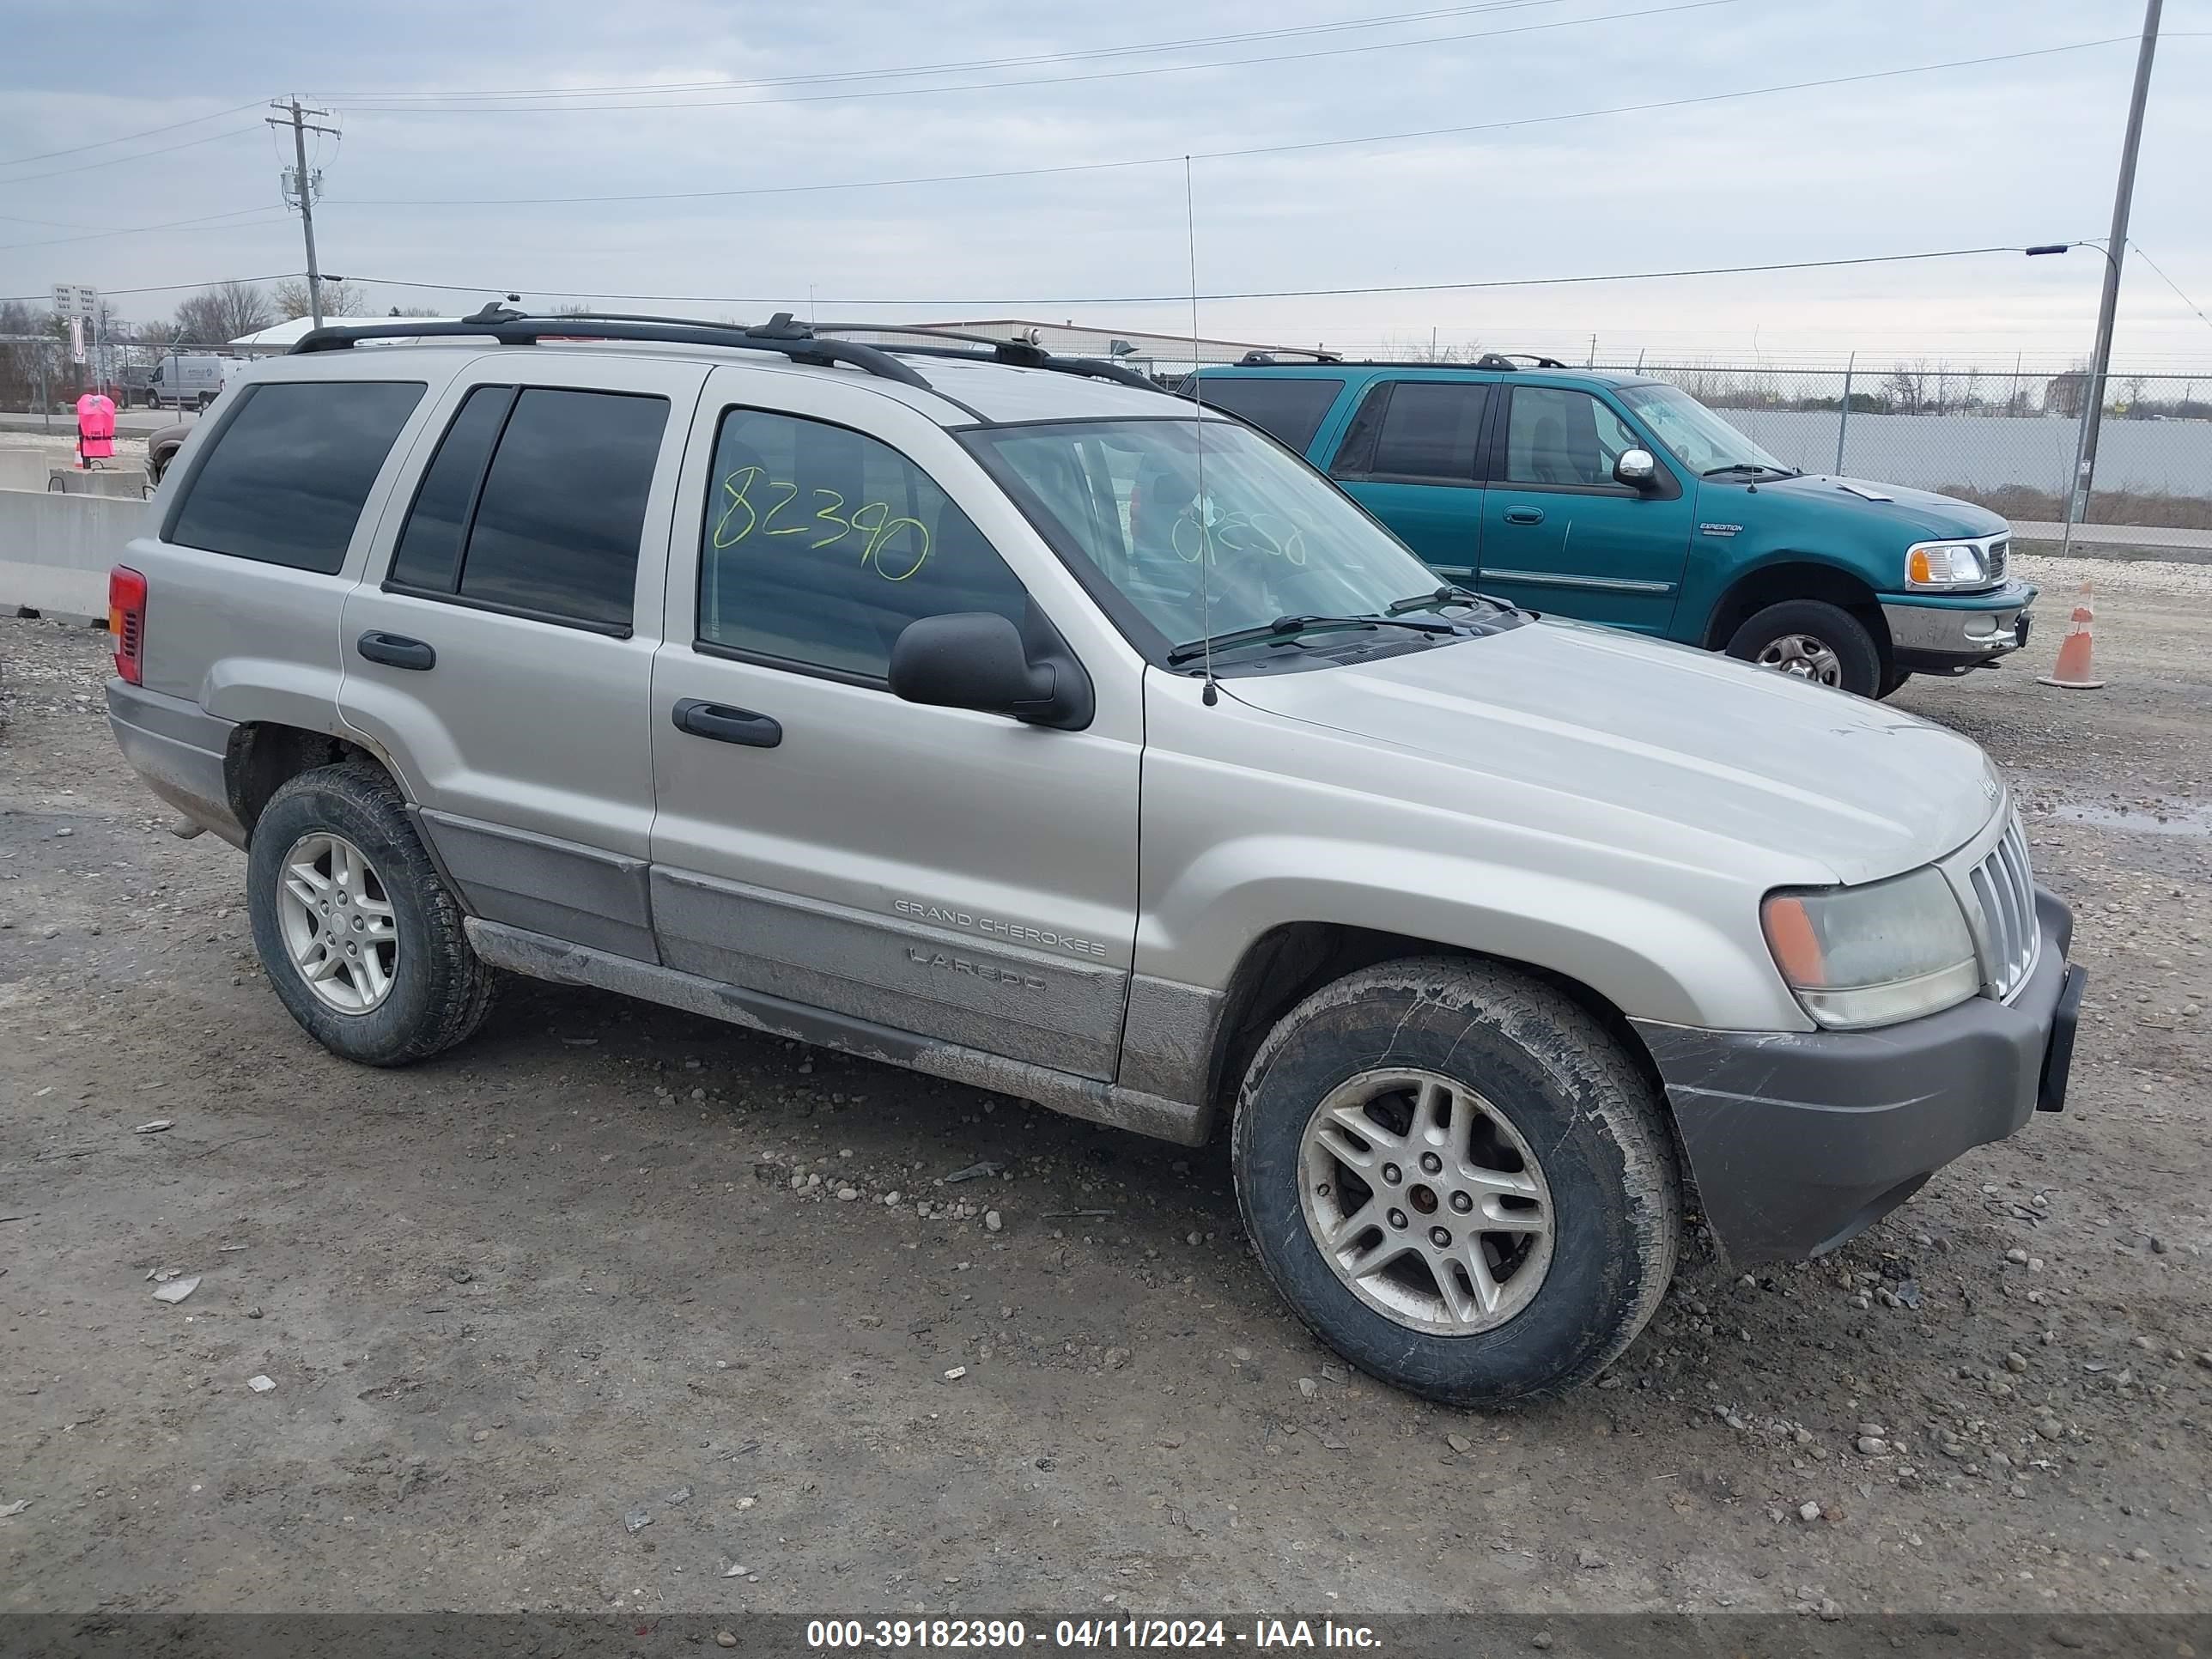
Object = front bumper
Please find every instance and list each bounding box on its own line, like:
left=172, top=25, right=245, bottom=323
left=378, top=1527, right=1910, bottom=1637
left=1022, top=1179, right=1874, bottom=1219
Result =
left=1881, top=580, right=2037, bottom=674
left=1632, top=890, right=2080, bottom=1262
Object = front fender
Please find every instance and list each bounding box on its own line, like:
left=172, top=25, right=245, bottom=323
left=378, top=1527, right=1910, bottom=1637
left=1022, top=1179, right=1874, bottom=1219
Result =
left=1135, top=832, right=1805, bottom=1032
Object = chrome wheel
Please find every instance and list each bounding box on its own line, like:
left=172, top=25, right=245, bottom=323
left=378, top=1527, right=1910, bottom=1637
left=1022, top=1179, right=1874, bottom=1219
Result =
left=1298, top=1068, right=1553, bottom=1336
left=1754, top=632, right=1843, bottom=685
left=275, top=832, right=398, bottom=1014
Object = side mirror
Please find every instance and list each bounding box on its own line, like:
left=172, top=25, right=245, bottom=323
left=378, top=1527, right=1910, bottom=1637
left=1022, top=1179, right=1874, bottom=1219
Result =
left=1613, top=447, right=1659, bottom=489
left=889, top=612, right=1091, bottom=730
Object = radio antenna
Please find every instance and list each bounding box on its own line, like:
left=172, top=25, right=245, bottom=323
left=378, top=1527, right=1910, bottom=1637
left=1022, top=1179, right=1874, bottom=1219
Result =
left=1185, top=155, right=1218, bottom=707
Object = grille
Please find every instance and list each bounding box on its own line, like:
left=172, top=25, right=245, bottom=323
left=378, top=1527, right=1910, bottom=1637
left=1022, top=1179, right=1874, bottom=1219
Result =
left=1966, top=814, right=2039, bottom=1000
left=1987, top=538, right=2008, bottom=582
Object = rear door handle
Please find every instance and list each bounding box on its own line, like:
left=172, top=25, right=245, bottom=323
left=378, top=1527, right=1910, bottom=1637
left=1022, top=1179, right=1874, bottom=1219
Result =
left=1504, top=506, right=1546, bottom=526
left=356, top=630, right=435, bottom=672
left=672, top=698, right=782, bottom=749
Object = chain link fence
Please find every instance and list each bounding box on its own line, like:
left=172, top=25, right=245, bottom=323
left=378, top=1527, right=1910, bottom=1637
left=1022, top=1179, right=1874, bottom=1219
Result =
left=1603, top=364, right=2212, bottom=530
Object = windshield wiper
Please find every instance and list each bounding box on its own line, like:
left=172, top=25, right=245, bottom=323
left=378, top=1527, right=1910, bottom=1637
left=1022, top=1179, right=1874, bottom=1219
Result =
left=1165, top=612, right=1455, bottom=666
left=1388, top=583, right=1501, bottom=616
left=1702, top=461, right=1801, bottom=479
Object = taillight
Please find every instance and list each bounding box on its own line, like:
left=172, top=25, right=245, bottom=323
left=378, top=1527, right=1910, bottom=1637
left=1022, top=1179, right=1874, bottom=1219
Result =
left=109, top=564, right=147, bottom=685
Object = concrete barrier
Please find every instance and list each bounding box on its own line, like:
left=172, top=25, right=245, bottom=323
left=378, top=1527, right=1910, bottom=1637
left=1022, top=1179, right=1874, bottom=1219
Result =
left=0, top=487, right=147, bottom=621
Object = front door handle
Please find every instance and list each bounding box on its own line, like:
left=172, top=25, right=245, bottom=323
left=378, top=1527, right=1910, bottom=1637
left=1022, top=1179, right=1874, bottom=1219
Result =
left=672, top=698, right=782, bottom=749
left=356, top=630, right=435, bottom=672
left=1504, top=506, right=1546, bottom=526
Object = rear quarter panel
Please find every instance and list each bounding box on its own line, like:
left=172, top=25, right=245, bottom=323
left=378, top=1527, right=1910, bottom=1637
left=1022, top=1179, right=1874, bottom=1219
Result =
left=132, top=358, right=465, bottom=732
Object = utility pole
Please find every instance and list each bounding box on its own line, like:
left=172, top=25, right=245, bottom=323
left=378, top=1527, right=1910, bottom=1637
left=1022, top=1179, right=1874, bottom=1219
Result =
left=2072, top=0, right=2162, bottom=527
left=268, top=98, right=341, bottom=328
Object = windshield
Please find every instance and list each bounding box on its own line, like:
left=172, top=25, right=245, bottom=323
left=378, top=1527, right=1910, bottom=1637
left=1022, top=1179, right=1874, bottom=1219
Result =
left=1615, top=382, right=1788, bottom=475
left=967, top=418, right=1452, bottom=656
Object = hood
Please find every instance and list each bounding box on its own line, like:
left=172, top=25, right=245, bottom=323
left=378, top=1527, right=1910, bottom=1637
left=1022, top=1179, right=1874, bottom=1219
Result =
left=1723, top=472, right=2008, bottom=541
left=1226, top=620, right=2002, bottom=887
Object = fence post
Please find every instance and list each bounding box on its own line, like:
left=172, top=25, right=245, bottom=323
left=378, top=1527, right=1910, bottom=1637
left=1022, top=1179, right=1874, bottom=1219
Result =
left=1834, top=352, right=1854, bottom=475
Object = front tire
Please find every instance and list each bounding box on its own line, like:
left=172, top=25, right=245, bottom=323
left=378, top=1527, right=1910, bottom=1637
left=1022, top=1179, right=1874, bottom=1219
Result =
left=1232, top=957, right=1680, bottom=1406
left=247, top=760, right=495, bottom=1066
left=1725, top=599, right=1882, bottom=697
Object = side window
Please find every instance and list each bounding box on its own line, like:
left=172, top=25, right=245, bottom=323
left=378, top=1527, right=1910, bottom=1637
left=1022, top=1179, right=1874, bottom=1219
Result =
left=388, top=385, right=511, bottom=593
left=168, top=380, right=424, bottom=573
left=1188, top=377, right=1344, bottom=453
left=1332, top=381, right=1487, bottom=484
left=1503, top=387, right=1641, bottom=489
left=696, top=409, right=1028, bottom=681
left=387, top=386, right=668, bottom=631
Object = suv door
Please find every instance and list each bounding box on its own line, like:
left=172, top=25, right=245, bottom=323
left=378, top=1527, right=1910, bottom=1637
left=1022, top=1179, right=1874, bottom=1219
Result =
left=1325, top=378, right=1491, bottom=576
left=338, top=355, right=707, bottom=960
left=648, top=373, right=1141, bottom=1081
left=1475, top=384, right=1692, bottom=633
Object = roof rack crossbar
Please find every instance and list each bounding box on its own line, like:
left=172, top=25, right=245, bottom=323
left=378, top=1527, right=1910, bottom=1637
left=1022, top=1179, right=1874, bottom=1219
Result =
left=288, top=312, right=937, bottom=391
left=807, top=325, right=1164, bottom=393
left=811, top=324, right=1164, bottom=392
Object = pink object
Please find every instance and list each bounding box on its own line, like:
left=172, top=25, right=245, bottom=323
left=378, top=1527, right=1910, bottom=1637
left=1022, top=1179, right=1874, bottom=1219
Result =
left=76, top=392, right=117, bottom=465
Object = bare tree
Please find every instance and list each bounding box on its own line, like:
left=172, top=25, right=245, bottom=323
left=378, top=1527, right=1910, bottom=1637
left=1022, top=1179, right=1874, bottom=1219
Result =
left=0, top=298, right=61, bottom=407
left=273, top=276, right=372, bottom=320
left=173, top=282, right=274, bottom=345
left=1882, top=362, right=1929, bottom=415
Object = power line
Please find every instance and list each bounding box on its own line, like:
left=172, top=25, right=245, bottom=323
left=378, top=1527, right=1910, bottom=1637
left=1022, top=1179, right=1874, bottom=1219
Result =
left=0, top=100, right=269, bottom=168
left=330, top=0, right=1576, bottom=100
left=0, top=205, right=286, bottom=252
left=332, top=0, right=1741, bottom=115
left=0, top=272, right=301, bottom=304
left=333, top=244, right=2051, bottom=309
left=334, top=38, right=2144, bottom=209
left=2130, top=244, right=2212, bottom=337
left=0, top=125, right=264, bottom=188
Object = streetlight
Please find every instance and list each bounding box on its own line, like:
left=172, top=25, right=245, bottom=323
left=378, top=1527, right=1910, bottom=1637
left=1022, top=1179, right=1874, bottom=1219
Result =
left=2027, top=240, right=2122, bottom=562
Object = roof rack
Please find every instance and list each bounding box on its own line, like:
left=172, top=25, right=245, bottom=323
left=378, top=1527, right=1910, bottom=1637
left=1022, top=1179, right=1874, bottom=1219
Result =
left=289, top=304, right=938, bottom=389
left=290, top=305, right=1170, bottom=398
left=810, top=323, right=1164, bottom=392
left=1207, top=352, right=1573, bottom=372
left=1234, top=348, right=1344, bottom=365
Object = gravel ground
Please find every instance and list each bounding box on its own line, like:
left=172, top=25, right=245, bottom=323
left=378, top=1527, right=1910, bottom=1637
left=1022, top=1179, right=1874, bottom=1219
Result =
left=1, top=555, right=2207, bottom=1617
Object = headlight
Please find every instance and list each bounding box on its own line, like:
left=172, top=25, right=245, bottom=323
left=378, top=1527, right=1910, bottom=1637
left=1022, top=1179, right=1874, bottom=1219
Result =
left=1761, top=866, right=1979, bottom=1030
left=1906, top=540, right=1990, bottom=589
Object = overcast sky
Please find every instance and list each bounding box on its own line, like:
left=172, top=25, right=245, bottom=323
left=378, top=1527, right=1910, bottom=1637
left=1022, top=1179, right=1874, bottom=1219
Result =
left=3, top=0, right=2208, bottom=372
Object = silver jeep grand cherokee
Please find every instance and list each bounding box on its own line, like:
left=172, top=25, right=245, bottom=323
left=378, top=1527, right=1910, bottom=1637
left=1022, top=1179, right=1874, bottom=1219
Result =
left=105, top=308, right=2083, bottom=1404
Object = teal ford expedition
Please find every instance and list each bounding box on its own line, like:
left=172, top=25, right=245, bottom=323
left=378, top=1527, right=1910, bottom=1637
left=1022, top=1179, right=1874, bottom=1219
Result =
left=1190, top=356, right=2035, bottom=699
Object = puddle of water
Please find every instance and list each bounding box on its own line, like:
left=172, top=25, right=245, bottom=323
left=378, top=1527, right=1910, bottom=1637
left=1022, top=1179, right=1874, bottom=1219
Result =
left=2045, top=799, right=2212, bottom=838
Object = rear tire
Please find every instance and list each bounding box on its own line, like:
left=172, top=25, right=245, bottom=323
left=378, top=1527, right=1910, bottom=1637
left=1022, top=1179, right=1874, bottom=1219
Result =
left=247, top=760, right=496, bottom=1066
left=1724, top=599, right=1881, bottom=697
left=1231, top=957, right=1680, bottom=1406
left=1877, top=666, right=1913, bottom=699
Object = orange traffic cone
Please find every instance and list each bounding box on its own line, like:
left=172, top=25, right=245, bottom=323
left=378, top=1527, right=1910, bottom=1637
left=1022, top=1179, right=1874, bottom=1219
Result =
left=2038, top=580, right=2105, bottom=690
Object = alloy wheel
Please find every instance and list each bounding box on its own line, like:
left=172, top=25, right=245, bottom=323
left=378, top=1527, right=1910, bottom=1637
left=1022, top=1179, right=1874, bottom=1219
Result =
left=275, top=832, right=398, bottom=1014
left=1297, top=1068, right=1554, bottom=1335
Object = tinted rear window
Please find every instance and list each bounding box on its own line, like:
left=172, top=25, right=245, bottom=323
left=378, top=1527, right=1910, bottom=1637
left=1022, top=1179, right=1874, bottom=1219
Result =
left=459, top=388, right=666, bottom=628
left=168, top=380, right=424, bottom=573
left=1347, top=380, right=1488, bottom=484
left=1188, top=376, right=1344, bottom=453
left=388, top=385, right=513, bottom=593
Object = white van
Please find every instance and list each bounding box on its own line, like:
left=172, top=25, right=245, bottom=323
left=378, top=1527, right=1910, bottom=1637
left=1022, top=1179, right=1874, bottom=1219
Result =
left=147, top=355, right=240, bottom=410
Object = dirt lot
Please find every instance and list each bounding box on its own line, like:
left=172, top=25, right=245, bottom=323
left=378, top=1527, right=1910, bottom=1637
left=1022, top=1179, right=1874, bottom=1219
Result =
left=2, top=553, right=2209, bottom=1618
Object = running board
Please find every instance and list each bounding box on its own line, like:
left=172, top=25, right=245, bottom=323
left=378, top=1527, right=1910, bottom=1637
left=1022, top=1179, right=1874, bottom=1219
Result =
left=464, top=918, right=1211, bottom=1147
